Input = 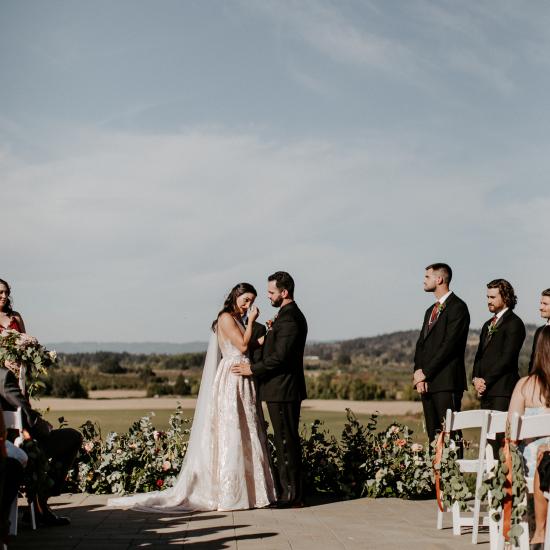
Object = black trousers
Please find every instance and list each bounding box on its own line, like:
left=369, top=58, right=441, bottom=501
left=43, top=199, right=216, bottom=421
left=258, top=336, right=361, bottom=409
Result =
left=1, top=458, right=24, bottom=531
left=480, top=395, right=511, bottom=457
left=39, top=427, right=82, bottom=497
left=266, top=401, right=302, bottom=503
left=421, top=390, right=463, bottom=443
left=480, top=395, right=511, bottom=412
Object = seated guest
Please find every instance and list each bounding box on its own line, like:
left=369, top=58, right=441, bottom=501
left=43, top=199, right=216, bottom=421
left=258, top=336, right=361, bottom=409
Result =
left=529, top=288, right=550, bottom=373
left=0, top=366, right=82, bottom=526
left=1, top=404, right=26, bottom=542
left=0, top=278, right=82, bottom=526
left=508, top=326, right=550, bottom=547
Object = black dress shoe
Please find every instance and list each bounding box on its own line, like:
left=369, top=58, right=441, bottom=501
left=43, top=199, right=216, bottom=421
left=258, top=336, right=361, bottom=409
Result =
left=529, top=543, right=543, bottom=550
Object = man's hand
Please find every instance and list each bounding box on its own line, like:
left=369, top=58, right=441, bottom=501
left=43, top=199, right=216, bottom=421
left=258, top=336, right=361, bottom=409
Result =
left=473, top=377, right=486, bottom=396
left=413, top=369, right=426, bottom=386
left=231, top=363, right=253, bottom=376
left=416, top=381, right=428, bottom=394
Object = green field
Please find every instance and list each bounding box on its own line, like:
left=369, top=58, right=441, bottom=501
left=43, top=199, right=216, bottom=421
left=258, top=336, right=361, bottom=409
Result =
left=44, top=408, right=427, bottom=442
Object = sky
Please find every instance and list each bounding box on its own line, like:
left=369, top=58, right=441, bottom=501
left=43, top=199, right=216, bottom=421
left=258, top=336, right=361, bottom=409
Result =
left=1, top=0, right=550, bottom=344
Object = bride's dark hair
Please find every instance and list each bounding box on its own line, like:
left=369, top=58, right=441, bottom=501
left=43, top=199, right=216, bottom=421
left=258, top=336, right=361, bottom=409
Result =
left=212, top=283, right=257, bottom=332
left=0, top=278, right=14, bottom=314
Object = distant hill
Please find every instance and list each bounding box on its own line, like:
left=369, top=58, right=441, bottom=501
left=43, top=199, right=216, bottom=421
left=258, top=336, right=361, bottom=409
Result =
left=47, top=341, right=209, bottom=354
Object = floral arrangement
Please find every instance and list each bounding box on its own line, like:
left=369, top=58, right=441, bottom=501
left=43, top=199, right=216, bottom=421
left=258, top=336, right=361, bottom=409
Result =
left=0, top=329, right=57, bottom=397
left=479, top=441, right=527, bottom=546
left=63, top=408, right=436, bottom=500
left=362, top=418, right=433, bottom=499
left=67, top=406, right=190, bottom=494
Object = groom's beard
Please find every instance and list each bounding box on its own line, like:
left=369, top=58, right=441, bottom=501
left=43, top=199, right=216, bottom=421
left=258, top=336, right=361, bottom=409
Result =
left=270, top=297, right=283, bottom=308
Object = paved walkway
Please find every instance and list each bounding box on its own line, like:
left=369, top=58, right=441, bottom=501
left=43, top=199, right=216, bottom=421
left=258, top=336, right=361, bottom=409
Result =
left=9, top=494, right=489, bottom=549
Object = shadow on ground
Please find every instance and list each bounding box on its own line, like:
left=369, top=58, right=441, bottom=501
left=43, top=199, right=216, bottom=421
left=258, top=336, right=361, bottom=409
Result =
left=9, top=501, right=279, bottom=550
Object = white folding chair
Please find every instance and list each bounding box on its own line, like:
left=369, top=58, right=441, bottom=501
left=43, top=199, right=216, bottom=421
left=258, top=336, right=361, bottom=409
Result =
left=545, top=488, right=550, bottom=548
left=484, top=411, right=508, bottom=549
left=490, top=412, right=550, bottom=550
left=436, top=408, right=491, bottom=539
left=2, top=408, right=36, bottom=535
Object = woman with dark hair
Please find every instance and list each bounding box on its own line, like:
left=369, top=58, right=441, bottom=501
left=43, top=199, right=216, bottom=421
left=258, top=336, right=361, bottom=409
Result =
left=508, top=326, right=550, bottom=547
left=110, top=283, right=275, bottom=512
left=0, top=279, right=26, bottom=333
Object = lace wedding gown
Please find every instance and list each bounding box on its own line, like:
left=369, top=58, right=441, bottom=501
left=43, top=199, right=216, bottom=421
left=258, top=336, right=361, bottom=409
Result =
left=108, top=332, right=275, bottom=511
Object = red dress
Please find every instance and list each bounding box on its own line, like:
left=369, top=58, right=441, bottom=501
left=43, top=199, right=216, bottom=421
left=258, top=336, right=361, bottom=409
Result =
left=0, top=316, right=22, bottom=332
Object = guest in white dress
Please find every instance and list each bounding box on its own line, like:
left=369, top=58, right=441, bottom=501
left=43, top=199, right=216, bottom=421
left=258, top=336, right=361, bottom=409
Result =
left=508, top=326, right=550, bottom=547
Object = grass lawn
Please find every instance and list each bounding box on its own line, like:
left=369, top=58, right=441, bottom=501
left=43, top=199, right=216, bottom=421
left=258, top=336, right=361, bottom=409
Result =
left=44, top=407, right=428, bottom=441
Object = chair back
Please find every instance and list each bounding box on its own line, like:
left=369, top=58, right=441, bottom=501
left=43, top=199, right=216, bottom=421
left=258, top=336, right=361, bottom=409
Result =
left=2, top=407, right=24, bottom=446
left=448, top=409, right=491, bottom=431
left=487, top=411, right=508, bottom=440
left=513, top=412, right=550, bottom=441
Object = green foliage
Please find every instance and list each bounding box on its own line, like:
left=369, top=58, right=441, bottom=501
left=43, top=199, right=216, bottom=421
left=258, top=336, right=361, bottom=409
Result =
left=479, top=443, right=528, bottom=547
left=433, top=435, right=473, bottom=511
left=306, top=373, right=387, bottom=401
left=67, top=407, right=191, bottom=494
left=44, top=371, right=88, bottom=398
left=66, top=408, right=435, bottom=500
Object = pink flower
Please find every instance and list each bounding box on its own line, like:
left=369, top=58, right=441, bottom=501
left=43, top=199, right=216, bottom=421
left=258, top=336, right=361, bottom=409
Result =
left=83, top=441, right=94, bottom=453
left=162, top=461, right=171, bottom=471
left=396, top=439, right=407, bottom=447
left=411, top=443, right=423, bottom=453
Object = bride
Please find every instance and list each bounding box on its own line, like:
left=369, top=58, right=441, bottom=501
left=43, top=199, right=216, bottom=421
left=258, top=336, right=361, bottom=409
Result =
left=109, top=283, right=275, bottom=511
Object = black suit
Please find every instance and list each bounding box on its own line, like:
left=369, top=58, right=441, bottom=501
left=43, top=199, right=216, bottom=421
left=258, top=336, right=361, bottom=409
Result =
left=414, top=293, right=470, bottom=442
left=473, top=309, right=526, bottom=411
left=251, top=302, right=308, bottom=503
left=0, top=368, right=82, bottom=499
left=529, top=325, right=548, bottom=374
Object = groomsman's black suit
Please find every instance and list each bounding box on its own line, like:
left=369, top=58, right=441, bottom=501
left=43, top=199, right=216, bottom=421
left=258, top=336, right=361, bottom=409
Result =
left=251, top=301, right=308, bottom=504
left=0, top=368, right=82, bottom=499
left=529, top=324, right=548, bottom=374
left=473, top=309, right=526, bottom=411
left=414, top=293, right=470, bottom=442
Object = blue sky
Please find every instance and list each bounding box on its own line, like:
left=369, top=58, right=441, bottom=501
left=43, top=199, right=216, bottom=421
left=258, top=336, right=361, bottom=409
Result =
left=1, top=1, right=549, bottom=343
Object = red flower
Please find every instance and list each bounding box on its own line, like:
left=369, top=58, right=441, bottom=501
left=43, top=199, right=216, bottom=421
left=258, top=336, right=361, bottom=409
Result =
left=156, top=479, right=164, bottom=488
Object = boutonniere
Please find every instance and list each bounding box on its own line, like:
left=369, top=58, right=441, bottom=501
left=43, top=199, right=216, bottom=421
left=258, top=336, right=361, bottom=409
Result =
left=487, top=323, right=499, bottom=336
left=265, top=314, right=278, bottom=332
left=437, top=302, right=446, bottom=314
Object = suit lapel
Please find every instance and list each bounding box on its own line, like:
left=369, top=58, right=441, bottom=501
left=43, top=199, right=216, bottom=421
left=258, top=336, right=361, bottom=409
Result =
left=423, top=294, right=453, bottom=340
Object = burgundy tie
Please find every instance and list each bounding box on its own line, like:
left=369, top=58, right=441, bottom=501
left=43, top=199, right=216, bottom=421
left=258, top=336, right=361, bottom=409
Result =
left=428, top=302, right=440, bottom=329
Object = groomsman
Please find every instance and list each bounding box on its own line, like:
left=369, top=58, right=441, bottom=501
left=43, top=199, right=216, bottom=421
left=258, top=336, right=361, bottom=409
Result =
left=473, top=279, right=526, bottom=411
left=413, top=263, right=470, bottom=442
left=529, top=288, right=550, bottom=373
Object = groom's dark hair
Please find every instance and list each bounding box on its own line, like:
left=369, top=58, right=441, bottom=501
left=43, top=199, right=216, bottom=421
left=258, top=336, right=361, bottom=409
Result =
left=425, top=263, right=452, bottom=284
left=268, top=271, right=295, bottom=298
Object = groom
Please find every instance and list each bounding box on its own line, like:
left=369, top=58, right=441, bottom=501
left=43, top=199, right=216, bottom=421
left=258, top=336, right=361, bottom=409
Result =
left=232, top=271, right=308, bottom=508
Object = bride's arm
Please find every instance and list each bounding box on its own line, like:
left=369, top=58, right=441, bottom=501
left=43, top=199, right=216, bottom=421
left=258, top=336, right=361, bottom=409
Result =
left=217, top=313, right=254, bottom=354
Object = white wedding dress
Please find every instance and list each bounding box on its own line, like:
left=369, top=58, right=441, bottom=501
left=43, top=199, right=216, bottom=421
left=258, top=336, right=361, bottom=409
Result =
left=108, top=331, right=275, bottom=511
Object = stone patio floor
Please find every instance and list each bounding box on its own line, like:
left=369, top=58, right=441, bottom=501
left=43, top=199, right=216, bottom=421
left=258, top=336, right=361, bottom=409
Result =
left=9, top=493, right=490, bottom=549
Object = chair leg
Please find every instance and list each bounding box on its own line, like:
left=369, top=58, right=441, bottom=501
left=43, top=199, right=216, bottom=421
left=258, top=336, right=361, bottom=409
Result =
left=452, top=501, right=462, bottom=535
left=30, top=501, right=36, bottom=531
left=436, top=507, right=444, bottom=529
left=8, top=497, right=18, bottom=536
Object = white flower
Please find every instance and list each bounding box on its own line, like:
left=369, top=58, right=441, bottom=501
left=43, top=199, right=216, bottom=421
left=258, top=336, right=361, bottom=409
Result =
left=411, top=443, right=423, bottom=453
left=48, top=350, right=57, bottom=361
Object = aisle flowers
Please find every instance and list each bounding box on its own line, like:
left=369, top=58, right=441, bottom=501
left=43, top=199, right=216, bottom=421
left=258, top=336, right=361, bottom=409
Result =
left=0, top=329, right=57, bottom=397
left=479, top=440, right=527, bottom=546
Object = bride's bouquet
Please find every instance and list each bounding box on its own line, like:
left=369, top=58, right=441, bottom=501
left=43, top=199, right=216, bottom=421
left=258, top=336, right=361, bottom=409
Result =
left=0, top=329, right=58, bottom=397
